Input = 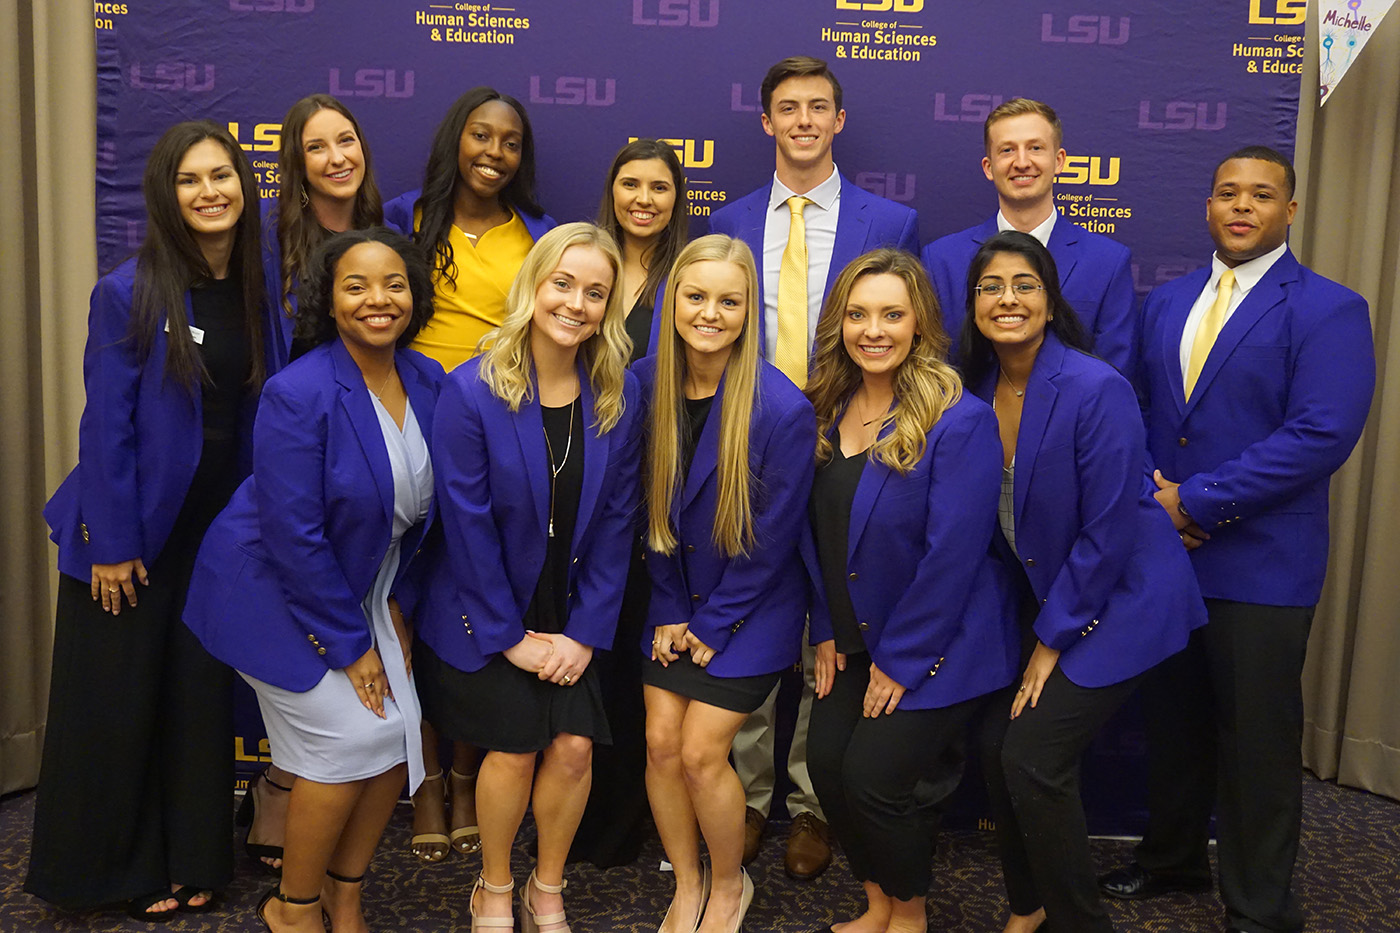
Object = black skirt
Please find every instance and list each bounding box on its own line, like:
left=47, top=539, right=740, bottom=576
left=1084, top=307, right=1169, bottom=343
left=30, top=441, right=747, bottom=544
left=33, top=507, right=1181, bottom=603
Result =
left=641, top=655, right=782, bottom=714
left=414, top=640, right=612, bottom=754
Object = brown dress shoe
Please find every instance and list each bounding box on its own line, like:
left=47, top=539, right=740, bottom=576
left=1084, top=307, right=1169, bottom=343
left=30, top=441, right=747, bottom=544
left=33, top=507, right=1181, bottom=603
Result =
left=784, top=812, right=832, bottom=880
left=742, top=807, right=766, bottom=865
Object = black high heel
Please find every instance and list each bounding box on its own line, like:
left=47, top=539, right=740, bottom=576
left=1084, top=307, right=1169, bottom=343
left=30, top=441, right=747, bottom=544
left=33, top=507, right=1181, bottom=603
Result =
left=236, top=768, right=292, bottom=875
left=255, top=886, right=319, bottom=933
left=323, top=869, right=366, bottom=929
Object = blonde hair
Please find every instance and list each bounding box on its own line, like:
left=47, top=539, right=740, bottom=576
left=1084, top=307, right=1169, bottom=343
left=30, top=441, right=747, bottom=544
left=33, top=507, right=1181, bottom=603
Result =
left=647, top=235, right=762, bottom=557
left=984, top=97, right=1064, bottom=152
left=478, top=222, right=630, bottom=433
left=806, top=249, right=963, bottom=474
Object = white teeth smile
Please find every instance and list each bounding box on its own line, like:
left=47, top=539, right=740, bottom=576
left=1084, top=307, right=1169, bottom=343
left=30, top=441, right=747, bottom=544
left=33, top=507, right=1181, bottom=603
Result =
left=552, top=312, right=584, bottom=328
left=475, top=164, right=503, bottom=178
left=195, top=205, right=227, bottom=214
left=993, top=314, right=1027, bottom=324
left=629, top=211, right=656, bottom=222
left=694, top=325, right=721, bottom=334
left=326, top=169, right=353, bottom=181
left=860, top=345, right=891, bottom=354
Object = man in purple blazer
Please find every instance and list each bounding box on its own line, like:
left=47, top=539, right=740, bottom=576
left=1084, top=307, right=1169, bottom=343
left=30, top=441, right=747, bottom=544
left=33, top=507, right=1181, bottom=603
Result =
left=1098, top=147, right=1374, bottom=933
left=920, top=98, right=1136, bottom=374
left=708, top=54, right=919, bottom=881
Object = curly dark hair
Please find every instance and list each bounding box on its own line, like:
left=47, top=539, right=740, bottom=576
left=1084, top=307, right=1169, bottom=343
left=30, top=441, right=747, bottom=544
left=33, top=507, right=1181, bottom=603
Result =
left=293, top=227, right=436, bottom=349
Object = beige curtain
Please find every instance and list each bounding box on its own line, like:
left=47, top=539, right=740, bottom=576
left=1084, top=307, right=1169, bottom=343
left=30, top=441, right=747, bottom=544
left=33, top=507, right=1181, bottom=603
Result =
left=1295, top=10, right=1400, bottom=800
left=1, top=0, right=95, bottom=793
left=2, top=3, right=1397, bottom=800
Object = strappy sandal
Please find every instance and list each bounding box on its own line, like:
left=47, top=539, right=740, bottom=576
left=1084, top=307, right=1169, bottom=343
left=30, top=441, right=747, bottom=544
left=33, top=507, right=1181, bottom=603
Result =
left=126, top=888, right=177, bottom=923
left=449, top=767, right=482, bottom=854
left=254, top=886, right=319, bottom=933
left=410, top=771, right=451, bottom=863
left=170, top=884, right=217, bottom=914
left=521, top=869, right=570, bottom=933
left=236, top=767, right=292, bottom=875
left=471, top=873, right=516, bottom=932
left=323, top=869, right=365, bottom=928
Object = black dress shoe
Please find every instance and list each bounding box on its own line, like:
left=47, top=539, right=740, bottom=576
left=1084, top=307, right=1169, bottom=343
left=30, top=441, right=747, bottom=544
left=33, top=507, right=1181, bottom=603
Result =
left=1097, top=862, right=1212, bottom=900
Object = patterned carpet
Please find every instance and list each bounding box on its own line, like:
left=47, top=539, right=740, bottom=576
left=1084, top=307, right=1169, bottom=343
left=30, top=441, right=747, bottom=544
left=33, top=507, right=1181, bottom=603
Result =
left=1, top=773, right=1396, bottom=932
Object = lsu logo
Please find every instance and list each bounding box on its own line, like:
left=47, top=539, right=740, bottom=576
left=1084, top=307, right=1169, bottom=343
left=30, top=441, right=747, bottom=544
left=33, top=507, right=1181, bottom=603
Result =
left=128, top=63, right=215, bottom=92
left=1040, top=15, right=1129, bottom=45
left=855, top=173, right=915, bottom=202
left=730, top=83, right=761, bottom=113
left=631, top=137, right=714, bottom=169
left=932, top=93, right=1005, bottom=123
left=1247, top=0, right=1305, bottom=25
left=1055, top=157, right=1120, bottom=186
left=329, top=69, right=415, bottom=99
left=529, top=77, right=617, bottom=107
left=1138, top=102, right=1227, bottom=131
left=632, top=0, right=719, bottom=27
left=228, top=122, right=282, bottom=152
left=837, top=0, right=923, bottom=10
left=229, top=0, right=313, bottom=10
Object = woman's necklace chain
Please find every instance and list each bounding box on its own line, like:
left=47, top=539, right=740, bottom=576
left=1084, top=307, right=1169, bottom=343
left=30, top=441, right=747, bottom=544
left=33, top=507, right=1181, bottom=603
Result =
left=999, top=364, right=1026, bottom=398
left=371, top=365, right=397, bottom=400
left=542, top=395, right=577, bottom=538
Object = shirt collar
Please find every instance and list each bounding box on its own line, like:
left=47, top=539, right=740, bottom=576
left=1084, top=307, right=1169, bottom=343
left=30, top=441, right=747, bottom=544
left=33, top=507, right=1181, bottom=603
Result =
left=1208, top=240, right=1288, bottom=296
left=769, top=164, right=842, bottom=213
left=996, top=207, right=1057, bottom=247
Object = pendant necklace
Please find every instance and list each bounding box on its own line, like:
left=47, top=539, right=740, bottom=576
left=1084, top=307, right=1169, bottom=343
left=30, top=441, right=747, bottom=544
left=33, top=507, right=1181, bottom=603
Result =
left=999, top=365, right=1025, bottom=398
left=542, top=396, right=577, bottom=538
left=371, top=365, right=397, bottom=400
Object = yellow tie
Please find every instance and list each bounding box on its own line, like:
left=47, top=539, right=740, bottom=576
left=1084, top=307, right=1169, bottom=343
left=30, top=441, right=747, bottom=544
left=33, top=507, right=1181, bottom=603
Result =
left=1184, top=268, right=1235, bottom=401
left=775, top=195, right=812, bottom=387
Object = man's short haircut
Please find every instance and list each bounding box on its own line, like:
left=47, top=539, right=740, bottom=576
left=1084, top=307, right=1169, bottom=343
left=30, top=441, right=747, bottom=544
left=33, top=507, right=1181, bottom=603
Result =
left=983, top=98, right=1064, bottom=153
left=761, top=56, right=843, bottom=116
left=1212, top=145, right=1296, bottom=199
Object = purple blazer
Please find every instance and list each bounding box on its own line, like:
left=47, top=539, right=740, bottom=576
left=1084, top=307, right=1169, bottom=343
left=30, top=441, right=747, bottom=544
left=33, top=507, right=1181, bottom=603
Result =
left=801, top=393, right=1018, bottom=709
left=258, top=200, right=295, bottom=369
left=182, top=340, right=444, bottom=691
left=44, top=258, right=282, bottom=580
left=415, top=356, right=642, bottom=673
left=635, top=357, right=816, bottom=678
left=382, top=188, right=557, bottom=243
left=971, top=334, right=1206, bottom=688
left=921, top=216, right=1136, bottom=375
left=1139, top=249, right=1374, bottom=607
left=709, top=173, right=920, bottom=349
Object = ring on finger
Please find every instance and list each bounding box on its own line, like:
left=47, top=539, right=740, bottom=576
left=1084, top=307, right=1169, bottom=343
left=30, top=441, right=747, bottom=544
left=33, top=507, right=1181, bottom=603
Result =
left=109, top=586, right=120, bottom=593
left=561, top=673, right=572, bottom=685
left=364, top=682, right=375, bottom=690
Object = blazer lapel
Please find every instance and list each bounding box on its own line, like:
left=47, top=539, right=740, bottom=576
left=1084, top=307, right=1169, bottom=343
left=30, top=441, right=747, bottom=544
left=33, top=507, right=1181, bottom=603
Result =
left=1161, top=269, right=1208, bottom=416
left=1014, top=337, right=1064, bottom=530
left=1047, top=219, right=1082, bottom=288
left=846, top=446, right=891, bottom=563
left=512, top=384, right=551, bottom=536
left=679, top=372, right=726, bottom=514
left=332, top=340, right=394, bottom=531
left=826, top=177, right=869, bottom=296
left=737, top=197, right=770, bottom=347
left=571, top=365, right=607, bottom=553
left=1184, top=252, right=1298, bottom=414
left=399, top=351, right=438, bottom=528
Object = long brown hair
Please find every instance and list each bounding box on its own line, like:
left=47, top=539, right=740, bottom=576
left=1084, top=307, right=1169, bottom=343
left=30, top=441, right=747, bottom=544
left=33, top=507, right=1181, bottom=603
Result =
left=647, top=235, right=762, bottom=557
left=596, top=138, right=689, bottom=309
left=806, top=249, right=961, bottom=474
left=272, top=94, right=384, bottom=319
left=131, top=121, right=266, bottom=393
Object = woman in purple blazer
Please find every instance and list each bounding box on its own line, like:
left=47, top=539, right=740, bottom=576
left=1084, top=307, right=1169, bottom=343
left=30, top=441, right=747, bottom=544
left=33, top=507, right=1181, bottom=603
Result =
left=638, top=235, right=816, bottom=933
left=28, top=121, right=275, bottom=921
left=413, top=223, right=639, bottom=933
left=184, top=226, right=441, bottom=933
left=802, top=249, right=1016, bottom=933
left=960, top=231, right=1207, bottom=933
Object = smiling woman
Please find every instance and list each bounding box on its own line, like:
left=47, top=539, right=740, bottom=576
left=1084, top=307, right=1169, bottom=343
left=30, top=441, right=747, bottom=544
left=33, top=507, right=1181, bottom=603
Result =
left=182, top=226, right=444, bottom=933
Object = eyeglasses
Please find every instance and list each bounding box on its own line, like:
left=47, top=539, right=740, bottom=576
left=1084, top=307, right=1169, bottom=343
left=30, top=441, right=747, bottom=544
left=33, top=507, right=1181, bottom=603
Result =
left=975, top=282, right=1045, bottom=297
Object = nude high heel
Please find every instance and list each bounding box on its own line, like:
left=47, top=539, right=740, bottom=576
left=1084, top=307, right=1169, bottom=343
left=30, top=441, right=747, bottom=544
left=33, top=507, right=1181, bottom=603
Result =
left=471, top=874, right=516, bottom=932
left=520, top=869, right=569, bottom=933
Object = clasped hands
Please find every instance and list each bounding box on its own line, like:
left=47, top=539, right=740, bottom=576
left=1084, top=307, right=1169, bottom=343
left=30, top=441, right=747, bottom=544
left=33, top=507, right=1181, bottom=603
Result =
left=504, top=630, right=592, bottom=686
left=1153, top=470, right=1210, bottom=551
left=650, top=623, right=718, bottom=668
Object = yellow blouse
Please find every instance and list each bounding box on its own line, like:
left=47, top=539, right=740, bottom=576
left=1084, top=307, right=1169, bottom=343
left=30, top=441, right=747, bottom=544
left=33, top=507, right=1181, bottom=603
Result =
left=411, top=210, right=535, bottom=371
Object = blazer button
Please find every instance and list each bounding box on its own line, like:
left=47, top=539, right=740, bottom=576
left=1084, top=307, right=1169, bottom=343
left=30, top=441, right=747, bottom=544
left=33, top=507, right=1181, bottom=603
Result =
left=686, top=544, right=696, bottom=552
left=858, top=621, right=870, bottom=632
left=572, top=556, right=579, bottom=564
left=691, top=594, right=701, bottom=602
left=848, top=572, right=859, bottom=581
left=307, top=634, right=316, bottom=642
left=81, top=522, right=90, bottom=543
left=1178, top=437, right=1189, bottom=447
left=731, top=622, right=741, bottom=632
left=1025, top=558, right=1035, bottom=567
left=317, top=647, right=327, bottom=656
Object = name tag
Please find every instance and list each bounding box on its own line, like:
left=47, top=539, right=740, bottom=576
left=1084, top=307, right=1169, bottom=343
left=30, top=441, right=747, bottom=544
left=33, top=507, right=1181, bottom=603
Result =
left=164, top=320, right=205, bottom=344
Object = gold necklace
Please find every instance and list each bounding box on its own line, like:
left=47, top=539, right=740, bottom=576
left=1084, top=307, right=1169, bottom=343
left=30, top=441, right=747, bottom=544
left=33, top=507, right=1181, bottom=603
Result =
left=998, top=365, right=1025, bottom=398
left=371, top=365, right=397, bottom=400
left=542, top=397, right=577, bottom=538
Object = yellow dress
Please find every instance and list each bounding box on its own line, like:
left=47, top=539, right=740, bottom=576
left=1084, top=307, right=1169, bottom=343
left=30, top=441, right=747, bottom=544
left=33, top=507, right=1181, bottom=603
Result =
left=411, top=209, right=535, bottom=371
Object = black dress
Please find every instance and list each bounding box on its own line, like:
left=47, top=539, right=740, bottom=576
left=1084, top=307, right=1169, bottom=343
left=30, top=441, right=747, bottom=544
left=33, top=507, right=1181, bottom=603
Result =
left=415, top=397, right=611, bottom=754
left=27, top=276, right=250, bottom=908
left=624, top=296, right=655, bottom=365
left=640, top=395, right=781, bottom=714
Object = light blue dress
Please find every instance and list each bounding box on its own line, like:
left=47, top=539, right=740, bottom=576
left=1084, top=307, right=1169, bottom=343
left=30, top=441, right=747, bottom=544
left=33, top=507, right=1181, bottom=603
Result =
left=243, top=397, right=432, bottom=792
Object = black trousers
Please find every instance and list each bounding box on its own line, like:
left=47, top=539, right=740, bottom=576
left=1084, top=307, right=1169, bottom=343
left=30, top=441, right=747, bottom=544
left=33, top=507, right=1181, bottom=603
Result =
left=807, top=653, right=978, bottom=901
left=980, top=630, right=1139, bottom=933
left=25, top=565, right=234, bottom=909
left=1133, top=599, right=1314, bottom=933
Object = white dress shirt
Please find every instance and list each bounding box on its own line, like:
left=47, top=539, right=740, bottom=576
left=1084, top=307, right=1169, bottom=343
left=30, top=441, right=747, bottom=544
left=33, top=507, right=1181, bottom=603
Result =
left=762, top=165, right=842, bottom=361
left=1178, top=241, right=1288, bottom=379
left=997, top=206, right=1058, bottom=247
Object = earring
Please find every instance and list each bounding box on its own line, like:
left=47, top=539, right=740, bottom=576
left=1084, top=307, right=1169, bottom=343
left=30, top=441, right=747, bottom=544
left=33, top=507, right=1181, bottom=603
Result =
left=300, top=185, right=310, bottom=208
